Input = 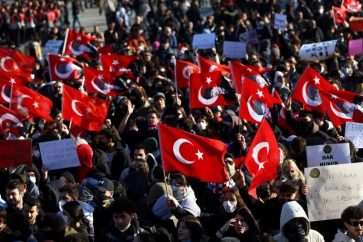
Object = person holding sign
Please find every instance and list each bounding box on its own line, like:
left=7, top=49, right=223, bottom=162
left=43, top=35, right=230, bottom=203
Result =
left=332, top=206, right=363, bottom=242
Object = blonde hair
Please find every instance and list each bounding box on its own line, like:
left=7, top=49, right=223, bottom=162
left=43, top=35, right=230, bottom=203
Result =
left=281, top=159, right=305, bottom=184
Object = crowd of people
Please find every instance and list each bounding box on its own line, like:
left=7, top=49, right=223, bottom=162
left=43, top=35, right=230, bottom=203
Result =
left=0, top=0, right=363, bottom=241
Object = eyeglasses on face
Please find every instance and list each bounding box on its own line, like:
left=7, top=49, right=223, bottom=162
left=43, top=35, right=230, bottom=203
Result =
left=348, top=220, right=363, bottom=227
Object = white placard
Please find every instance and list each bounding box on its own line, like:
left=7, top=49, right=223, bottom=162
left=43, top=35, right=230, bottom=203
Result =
left=192, top=33, right=216, bottom=50
left=299, top=40, right=337, bottom=61
left=43, top=40, right=63, bottom=64
left=39, top=139, right=80, bottom=170
left=305, top=163, right=363, bottom=222
left=274, top=14, right=287, bottom=30
left=345, top=122, right=363, bottom=148
left=223, top=41, right=246, bottom=59
left=306, top=143, right=351, bottom=167
left=239, top=30, right=259, bottom=45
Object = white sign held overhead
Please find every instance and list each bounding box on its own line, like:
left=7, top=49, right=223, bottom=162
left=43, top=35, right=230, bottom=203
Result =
left=39, top=139, right=80, bottom=170
left=305, top=163, right=363, bottom=222
left=306, top=143, right=351, bottom=167
left=274, top=14, right=287, bottom=30
left=192, top=33, right=216, bottom=50
left=223, top=41, right=246, bottom=59
left=345, top=122, right=363, bottom=148
left=299, top=40, right=337, bottom=61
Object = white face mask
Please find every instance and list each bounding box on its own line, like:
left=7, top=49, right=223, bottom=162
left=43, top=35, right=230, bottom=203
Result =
left=29, top=176, right=36, bottom=184
left=223, top=200, right=237, bottom=213
left=172, top=185, right=185, bottom=201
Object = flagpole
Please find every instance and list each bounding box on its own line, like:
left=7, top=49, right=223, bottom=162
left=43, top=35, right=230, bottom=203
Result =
left=62, top=28, right=69, bottom=56
left=174, top=62, right=180, bottom=105
left=8, top=83, right=14, bottom=110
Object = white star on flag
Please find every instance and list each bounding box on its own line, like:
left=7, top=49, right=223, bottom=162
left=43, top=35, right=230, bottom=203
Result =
left=331, top=94, right=338, bottom=100
left=77, top=36, right=82, bottom=41
left=256, top=89, right=264, bottom=98
left=9, top=78, right=16, bottom=85
left=205, top=77, right=212, bottom=84
left=60, top=58, right=65, bottom=62
left=33, top=101, right=39, bottom=109
left=313, top=77, right=320, bottom=85
left=97, top=74, right=104, bottom=80
left=112, top=60, right=119, bottom=66
left=196, top=150, right=203, bottom=160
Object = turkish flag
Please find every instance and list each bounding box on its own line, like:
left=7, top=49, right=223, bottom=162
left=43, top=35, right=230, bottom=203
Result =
left=69, top=124, right=89, bottom=140
left=175, top=60, right=199, bottom=88
left=159, top=123, right=229, bottom=183
left=0, top=69, right=32, bottom=85
left=342, top=0, right=362, bottom=12
left=62, top=85, right=110, bottom=131
left=0, top=140, right=32, bottom=168
left=189, top=71, right=236, bottom=108
left=320, top=89, right=363, bottom=126
left=290, top=66, right=335, bottom=113
left=229, top=60, right=269, bottom=93
left=63, top=29, right=98, bottom=60
left=0, top=47, right=35, bottom=75
left=244, top=119, right=280, bottom=191
left=100, top=54, right=136, bottom=79
left=11, top=85, right=53, bottom=121
left=98, top=44, right=115, bottom=55
left=240, top=78, right=281, bottom=124
left=332, top=6, right=347, bottom=23
left=48, top=54, right=83, bottom=81
left=0, top=104, right=24, bottom=134
left=0, top=82, right=12, bottom=104
left=349, top=16, right=363, bottom=31
left=84, top=67, right=126, bottom=96
left=197, top=56, right=230, bottom=76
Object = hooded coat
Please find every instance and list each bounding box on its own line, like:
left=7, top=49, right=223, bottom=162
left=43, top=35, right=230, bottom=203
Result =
left=273, top=201, right=325, bottom=242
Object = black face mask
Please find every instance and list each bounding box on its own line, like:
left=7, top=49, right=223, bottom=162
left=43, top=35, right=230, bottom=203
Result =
left=297, top=120, right=313, bottom=134
left=94, top=141, right=108, bottom=151
left=257, top=189, right=270, bottom=199
left=284, top=223, right=306, bottom=242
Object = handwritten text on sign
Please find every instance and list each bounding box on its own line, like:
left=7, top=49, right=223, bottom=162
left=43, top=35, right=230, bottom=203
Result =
left=305, top=163, right=363, bottom=222
left=306, top=143, right=351, bottom=167
left=345, top=122, right=363, bottom=148
left=39, top=139, right=80, bottom=170
left=299, top=40, right=337, bottom=61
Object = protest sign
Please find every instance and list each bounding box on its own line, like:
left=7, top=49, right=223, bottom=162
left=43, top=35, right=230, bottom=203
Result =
left=305, top=163, right=363, bottom=221
left=239, top=30, right=259, bottom=45
left=39, top=139, right=80, bottom=170
left=348, top=38, right=363, bottom=56
left=0, top=140, right=32, bottom=168
left=43, top=40, right=63, bottom=63
left=274, top=14, right=287, bottom=30
left=298, top=40, right=337, bottom=61
left=192, top=33, right=215, bottom=50
left=223, top=41, right=246, bottom=59
left=306, top=143, right=351, bottom=167
left=345, top=122, right=363, bottom=148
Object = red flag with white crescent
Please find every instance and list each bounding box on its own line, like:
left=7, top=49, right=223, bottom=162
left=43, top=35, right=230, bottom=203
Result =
left=48, top=54, right=83, bottom=81
left=64, top=29, right=98, bottom=60
left=197, top=56, right=230, bottom=76
left=175, top=60, right=199, bottom=88
left=159, top=123, right=229, bottom=183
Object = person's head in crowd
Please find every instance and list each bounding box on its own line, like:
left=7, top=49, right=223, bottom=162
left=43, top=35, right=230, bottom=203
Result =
left=94, top=177, right=114, bottom=205
left=2, top=209, right=32, bottom=241
left=256, top=182, right=273, bottom=202
left=38, top=213, right=67, bottom=242
left=281, top=159, right=305, bottom=184
left=177, top=215, right=208, bottom=242
left=93, top=127, right=119, bottom=151
left=223, top=187, right=247, bottom=214
left=23, top=196, right=41, bottom=226
left=6, top=179, right=26, bottom=210
left=277, top=180, right=300, bottom=202
left=296, top=110, right=315, bottom=135
left=133, top=144, right=147, bottom=160
left=59, top=185, right=79, bottom=206
left=170, top=172, right=191, bottom=201
left=287, top=136, right=306, bottom=163
left=61, top=232, right=89, bottom=242
left=153, top=92, right=166, bottom=113
left=195, top=115, right=208, bottom=134
left=339, top=206, right=363, bottom=241
left=59, top=171, right=76, bottom=186
left=147, top=108, right=160, bottom=129
left=109, top=198, right=137, bottom=231
left=62, top=201, right=85, bottom=229
left=129, top=85, right=149, bottom=110
left=278, top=201, right=319, bottom=242
left=225, top=153, right=236, bottom=177
left=162, top=106, right=181, bottom=127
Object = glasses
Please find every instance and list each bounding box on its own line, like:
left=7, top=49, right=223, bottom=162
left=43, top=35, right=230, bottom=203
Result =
left=348, top=220, right=363, bottom=227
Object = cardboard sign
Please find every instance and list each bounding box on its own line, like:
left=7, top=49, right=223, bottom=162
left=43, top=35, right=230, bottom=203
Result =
left=0, top=140, right=32, bottom=167
left=299, top=40, right=337, bottom=61
left=306, top=143, right=351, bottom=167
left=345, top=122, right=363, bottom=148
left=305, top=163, right=363, bottom=221
left=239, top=30, right=259, bottom=45
left=223, top=41, right=246, bottom=59
left=192, top=33, right=215, bottom=50
left=274, top=14, right=287, bottom=30
left=349, top=38, right=363, bottom=56
left=39, top=139, right=80, bottom=170
left=43, top=40, right=63, bottom=63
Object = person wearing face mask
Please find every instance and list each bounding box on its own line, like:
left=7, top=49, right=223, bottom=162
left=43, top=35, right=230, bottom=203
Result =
left=273, top=201, right=324, bottom=242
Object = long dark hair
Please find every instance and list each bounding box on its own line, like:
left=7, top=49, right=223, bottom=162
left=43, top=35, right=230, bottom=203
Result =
left=177, top=215, right=208, bottom=242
